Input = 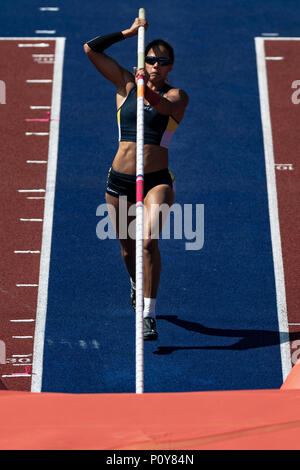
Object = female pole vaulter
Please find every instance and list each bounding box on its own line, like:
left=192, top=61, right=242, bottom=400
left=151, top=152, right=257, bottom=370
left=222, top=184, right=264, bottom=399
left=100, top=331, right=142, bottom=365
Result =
left=84, top=17, right=188, bottom=340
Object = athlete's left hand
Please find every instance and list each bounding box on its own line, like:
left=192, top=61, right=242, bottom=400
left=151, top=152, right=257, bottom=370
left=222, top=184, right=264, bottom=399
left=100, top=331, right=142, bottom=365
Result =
left=133, top=67, right=150, bottom=85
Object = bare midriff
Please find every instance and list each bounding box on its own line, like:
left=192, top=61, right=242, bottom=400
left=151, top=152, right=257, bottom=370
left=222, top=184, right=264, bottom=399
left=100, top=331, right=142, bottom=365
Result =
left=112, top=141, right=169, bottom=174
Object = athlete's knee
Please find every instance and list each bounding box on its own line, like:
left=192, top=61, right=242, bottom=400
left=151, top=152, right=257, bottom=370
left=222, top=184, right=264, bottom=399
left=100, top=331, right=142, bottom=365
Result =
left=143, top=236, right=158, bottom=255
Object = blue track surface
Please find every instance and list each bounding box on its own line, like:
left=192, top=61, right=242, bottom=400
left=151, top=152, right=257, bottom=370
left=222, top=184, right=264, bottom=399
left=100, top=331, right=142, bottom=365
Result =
left=2, top=0, right=299, bottom=393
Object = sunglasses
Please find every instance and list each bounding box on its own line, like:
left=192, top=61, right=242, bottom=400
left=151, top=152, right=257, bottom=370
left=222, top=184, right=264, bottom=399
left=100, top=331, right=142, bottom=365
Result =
left=145, top=56, right=172, bottom=66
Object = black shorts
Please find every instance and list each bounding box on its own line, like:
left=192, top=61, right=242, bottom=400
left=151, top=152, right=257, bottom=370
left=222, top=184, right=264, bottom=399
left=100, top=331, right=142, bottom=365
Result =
left=106, top=167, right=175, bottom=204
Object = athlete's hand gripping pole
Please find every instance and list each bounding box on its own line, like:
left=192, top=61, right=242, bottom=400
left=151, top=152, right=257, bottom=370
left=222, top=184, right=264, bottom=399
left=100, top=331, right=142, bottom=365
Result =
left=136, top=7, right=146, bottom=395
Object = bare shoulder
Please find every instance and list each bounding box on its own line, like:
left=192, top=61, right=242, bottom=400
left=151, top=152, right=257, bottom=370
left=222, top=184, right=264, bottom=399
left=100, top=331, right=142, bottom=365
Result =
left=164, top=87, right=189, bottom=122
left=165, top=87, right=189, bottom=105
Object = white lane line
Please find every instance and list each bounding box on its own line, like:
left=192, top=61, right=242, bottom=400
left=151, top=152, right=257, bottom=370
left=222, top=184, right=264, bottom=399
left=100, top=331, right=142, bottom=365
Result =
left=26, top=197, right=46, bottom=200
left=262, top=33, right=279, bottom=37
left=288, top=323, right=300, bottom=326
left=2, top=374, right=31, bottom=378
left=16, top=284, right=39, bottom=287
left=31, top=37, right=66, bottom=393
left=26, top=79, right=52, bottom=83
left=26, top=133, right=49, bottom=136
left=11, top=333, right=34, bottom=337
left=35, top=30, right=56, bottom=34
left=255, top=37, right=292, bottom=382
left=20, top=218, right=43, bottom=222
left=265, top=57, right=284, bottom=60
left=30, top=106, right=51, bottom=109
left=12, top=354, right=33, bottom=357
left=26, top=160, right=47, bottom=164
left=18, top=43, right=49, bottom=48
left=18, top=189, right=45, bottom=193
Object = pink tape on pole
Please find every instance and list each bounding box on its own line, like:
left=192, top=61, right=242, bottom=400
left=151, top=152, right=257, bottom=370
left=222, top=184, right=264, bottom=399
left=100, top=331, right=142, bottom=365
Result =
left=136, top=175, right=144, bottom=203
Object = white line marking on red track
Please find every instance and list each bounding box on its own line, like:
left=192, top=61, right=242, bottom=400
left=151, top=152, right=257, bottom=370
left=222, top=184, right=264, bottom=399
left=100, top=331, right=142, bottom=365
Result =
left=26, top=132, right=49, bottom=136
left=12, top=336, right=33, bottom=339
left=18, top=189, right=45, bottom=193
left=30, top=106, right=51, bottom=109
left=255, top=37, right=292, bottom=382
left=288, top=323, right=300, bottom=326
left=26, top=197, right=46, bottom=200
left=18, top=43, right=49, bottom=48
left=26, top=79, right=52, bottom=83
left=16, top=284, right=39, bottom=287
left=20, top=218, right=43, bottom=222
left=12, top=354, right=33, bottom=357
left=32, top=55, right=55, bottom=64
left=265, top=57, right=284, bottom=60
left=275, top=163, right=294, bottom=170
left=2, top=374, right=31, bottom=378
left=31, top=37, right=66, bottom=393
left=26, top=160, right=47, bottom=164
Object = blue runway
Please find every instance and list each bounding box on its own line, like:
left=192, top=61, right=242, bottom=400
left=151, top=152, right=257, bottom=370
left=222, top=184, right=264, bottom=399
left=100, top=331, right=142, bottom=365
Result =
left=2, top=0, right=298, bottom=393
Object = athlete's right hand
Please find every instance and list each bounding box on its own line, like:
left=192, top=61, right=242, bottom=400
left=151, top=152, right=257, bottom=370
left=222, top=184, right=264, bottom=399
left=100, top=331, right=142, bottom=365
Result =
left=125, top=18, right=148, bottom=38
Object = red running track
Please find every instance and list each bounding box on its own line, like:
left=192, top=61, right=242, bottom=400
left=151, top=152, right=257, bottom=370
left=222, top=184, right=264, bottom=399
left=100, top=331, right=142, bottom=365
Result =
left=0, top=39, right=57, bottom=391
left=264, top=39, right=300, bottom=368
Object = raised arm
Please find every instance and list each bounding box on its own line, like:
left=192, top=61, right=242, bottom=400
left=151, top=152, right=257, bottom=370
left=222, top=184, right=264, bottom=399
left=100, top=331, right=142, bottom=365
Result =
left=83, top=18, right=148, bottom=90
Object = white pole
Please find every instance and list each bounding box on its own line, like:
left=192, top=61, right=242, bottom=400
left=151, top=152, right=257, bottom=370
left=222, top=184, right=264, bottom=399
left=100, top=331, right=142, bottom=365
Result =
left=135, top=7, right=146, bottom=394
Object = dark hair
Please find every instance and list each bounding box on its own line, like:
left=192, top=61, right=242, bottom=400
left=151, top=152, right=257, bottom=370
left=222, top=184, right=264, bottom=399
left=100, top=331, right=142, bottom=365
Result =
left=145, top=39, right=174, bottom=64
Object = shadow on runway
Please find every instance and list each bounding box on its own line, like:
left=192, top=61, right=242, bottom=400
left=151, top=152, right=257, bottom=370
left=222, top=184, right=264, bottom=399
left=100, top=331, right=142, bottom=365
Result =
left=154, top=315, right=300, bottom=355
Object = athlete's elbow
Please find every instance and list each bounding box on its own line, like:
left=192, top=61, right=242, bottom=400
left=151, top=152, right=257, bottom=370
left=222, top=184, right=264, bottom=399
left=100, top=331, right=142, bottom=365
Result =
left=83, top=43, right=91, bottom=54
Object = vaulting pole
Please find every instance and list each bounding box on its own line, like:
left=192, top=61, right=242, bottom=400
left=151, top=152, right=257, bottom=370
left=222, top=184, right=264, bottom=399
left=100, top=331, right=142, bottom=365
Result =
left=135, top=7, right=146, bottom=394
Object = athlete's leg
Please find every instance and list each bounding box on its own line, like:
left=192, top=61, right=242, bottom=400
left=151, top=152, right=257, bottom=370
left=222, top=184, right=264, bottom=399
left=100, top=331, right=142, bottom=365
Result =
left=105, top=192, right=136, bottom=281
left=142, top=183, right=174, bottom=339
left=143, top=184, right=175, bottom=299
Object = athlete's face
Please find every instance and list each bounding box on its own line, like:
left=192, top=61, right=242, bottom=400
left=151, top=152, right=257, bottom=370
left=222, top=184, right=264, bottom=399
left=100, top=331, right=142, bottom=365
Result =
left=145, top=46, right=173, bottom=82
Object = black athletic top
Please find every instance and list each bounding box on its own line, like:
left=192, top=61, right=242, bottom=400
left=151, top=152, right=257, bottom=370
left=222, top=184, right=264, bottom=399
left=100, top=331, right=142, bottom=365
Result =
left=117, top=83, right=179, bottom=148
